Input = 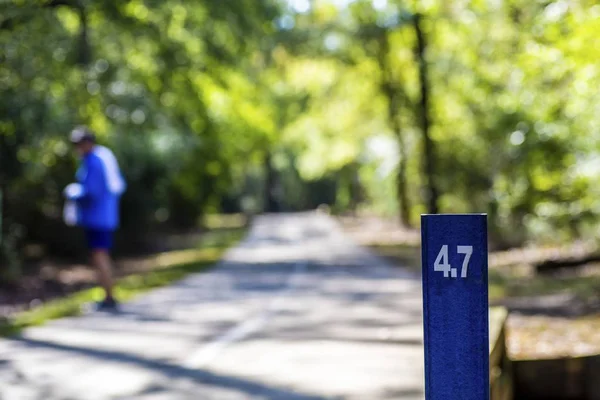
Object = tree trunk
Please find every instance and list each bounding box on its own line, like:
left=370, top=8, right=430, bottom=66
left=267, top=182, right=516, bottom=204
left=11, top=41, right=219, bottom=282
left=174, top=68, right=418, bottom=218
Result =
left=349, top=163, right=364, bottom=216
left=264, top=151, right=278, bottom=213
left=377, top=30, right=411, bottom=226
left=77, top=5, right=91, bottom=66
left=396, top=144, right=410, bottom=226
left=413, top=14, right=439, bottom=215
left=388, top=95, right=411, bottom=226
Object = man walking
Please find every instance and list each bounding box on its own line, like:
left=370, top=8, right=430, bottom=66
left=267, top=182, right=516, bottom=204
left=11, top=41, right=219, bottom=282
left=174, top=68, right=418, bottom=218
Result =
left=63, top=126, right=126, bottom=311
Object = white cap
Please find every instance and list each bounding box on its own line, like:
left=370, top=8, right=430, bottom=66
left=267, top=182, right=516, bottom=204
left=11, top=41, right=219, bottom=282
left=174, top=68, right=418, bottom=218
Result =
left=70, top=126, right=95, bottom=144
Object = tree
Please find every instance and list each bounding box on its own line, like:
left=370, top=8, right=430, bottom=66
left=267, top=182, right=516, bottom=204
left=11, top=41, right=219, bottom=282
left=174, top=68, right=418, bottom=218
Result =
left=412, top=13, right=438, bottom=215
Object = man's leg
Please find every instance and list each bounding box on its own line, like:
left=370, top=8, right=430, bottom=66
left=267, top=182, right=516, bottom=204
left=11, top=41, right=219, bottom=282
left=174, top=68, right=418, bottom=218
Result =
left=91, top=249, right=115, bottom=301
left=85, top=229, right=117, bottom=308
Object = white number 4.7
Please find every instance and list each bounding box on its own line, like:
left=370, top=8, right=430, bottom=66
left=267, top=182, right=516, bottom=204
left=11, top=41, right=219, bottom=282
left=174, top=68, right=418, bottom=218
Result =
left=433, top=245, right=473, bottom=278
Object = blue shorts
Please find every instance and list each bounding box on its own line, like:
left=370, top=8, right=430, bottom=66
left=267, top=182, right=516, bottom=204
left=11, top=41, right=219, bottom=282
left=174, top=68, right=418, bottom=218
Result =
left=85, top=229, right=114, bottom=250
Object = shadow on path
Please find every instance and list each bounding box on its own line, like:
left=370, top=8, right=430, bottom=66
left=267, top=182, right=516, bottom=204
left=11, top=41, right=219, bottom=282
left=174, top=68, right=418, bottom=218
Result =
left=9, top=336, right=331, bottom=400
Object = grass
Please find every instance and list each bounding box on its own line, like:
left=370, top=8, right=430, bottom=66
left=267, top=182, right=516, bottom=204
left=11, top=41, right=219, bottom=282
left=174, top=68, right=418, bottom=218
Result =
left=203, top=213, right=248, bottom=230
left=0, top=225, right=246, bottom=337
left=488, top=268, right=600, bottom=302
left=369, top=243, right=421, bottom=272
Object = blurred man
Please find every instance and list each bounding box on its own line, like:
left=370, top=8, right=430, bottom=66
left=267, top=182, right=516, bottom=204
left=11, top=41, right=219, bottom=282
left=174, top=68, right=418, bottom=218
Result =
left=63, top=126, right=126, bottom=311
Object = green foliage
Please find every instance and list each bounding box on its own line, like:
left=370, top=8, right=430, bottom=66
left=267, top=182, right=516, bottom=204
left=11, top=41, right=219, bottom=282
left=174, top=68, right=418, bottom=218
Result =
left=0, top=0, right=283, bottom=258
left=305, top=0, right=600, bottom=243
left=2, top=0, right=600, bottom=276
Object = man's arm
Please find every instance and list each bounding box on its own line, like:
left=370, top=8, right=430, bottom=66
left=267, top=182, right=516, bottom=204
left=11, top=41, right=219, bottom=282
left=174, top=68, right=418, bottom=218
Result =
left=64, top=156, right=104, bottom=201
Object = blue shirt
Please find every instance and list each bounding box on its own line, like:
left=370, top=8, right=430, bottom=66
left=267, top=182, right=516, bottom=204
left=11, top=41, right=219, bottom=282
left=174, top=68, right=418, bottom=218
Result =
left=65, top=146, right=126, bottom=231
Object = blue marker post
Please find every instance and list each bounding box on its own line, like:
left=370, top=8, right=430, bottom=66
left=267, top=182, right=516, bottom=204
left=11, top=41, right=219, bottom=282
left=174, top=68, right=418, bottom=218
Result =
left=421, top=214, right=489, bottom=400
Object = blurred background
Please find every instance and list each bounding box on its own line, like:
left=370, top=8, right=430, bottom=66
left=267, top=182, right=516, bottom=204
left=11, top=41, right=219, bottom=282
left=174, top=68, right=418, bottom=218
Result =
left=1, top=0, right=599, bottom=398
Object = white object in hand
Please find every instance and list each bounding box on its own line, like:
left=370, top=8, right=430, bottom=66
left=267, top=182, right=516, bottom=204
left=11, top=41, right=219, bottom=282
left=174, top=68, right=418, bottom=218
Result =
left=63, top=200, right=78, bottom=226
left=64, top=183, right=83, bottom=199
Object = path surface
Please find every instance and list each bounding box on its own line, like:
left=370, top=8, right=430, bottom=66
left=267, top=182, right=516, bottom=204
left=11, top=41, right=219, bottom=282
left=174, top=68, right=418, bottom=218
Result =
left=0, top=213, right=424, bottom=400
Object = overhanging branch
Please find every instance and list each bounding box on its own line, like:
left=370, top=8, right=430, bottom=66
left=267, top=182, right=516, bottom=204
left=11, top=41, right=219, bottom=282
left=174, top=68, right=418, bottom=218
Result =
left=0, top=0, right=76, bottom=31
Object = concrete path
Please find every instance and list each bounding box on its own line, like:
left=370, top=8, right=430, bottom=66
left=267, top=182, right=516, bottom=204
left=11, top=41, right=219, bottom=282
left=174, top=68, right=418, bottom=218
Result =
left=0, top=212, right=424, bottom=400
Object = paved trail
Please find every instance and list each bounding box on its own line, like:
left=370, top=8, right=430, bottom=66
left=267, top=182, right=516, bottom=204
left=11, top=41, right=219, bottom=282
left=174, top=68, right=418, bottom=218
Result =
left=0, top=213, right=424, bottom=400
